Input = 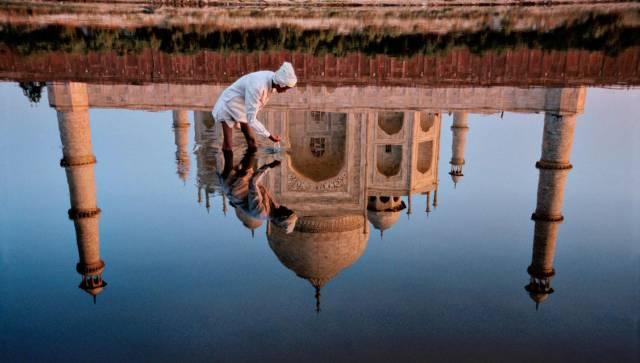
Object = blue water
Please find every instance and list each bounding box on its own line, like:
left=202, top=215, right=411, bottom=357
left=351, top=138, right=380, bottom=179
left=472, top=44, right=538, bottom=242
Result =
left=0, top=84, right=638, bottom=362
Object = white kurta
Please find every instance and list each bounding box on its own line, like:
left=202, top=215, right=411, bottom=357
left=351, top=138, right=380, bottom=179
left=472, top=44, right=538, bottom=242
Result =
left=212, top=70, right=275, bottom=138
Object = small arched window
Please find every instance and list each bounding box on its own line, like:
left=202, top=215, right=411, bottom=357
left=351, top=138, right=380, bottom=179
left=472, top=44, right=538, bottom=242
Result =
left=378, top=112, right=404, bottom=135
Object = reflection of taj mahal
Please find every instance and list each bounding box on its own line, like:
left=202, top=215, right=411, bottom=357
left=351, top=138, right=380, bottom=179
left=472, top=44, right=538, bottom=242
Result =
left=47, top=81, right=584, bottom=310
left=262, top=109, right=441, bottom=311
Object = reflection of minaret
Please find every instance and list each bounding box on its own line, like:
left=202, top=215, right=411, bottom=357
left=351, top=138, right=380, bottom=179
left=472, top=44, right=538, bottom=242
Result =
left=525, top=111, right=576, bottom=309
left=193, top=111, right=220, bottom=212
left=172, top=110, right=191, bottom=183
left=54, top=82, right=107, bottom=303
left=449, top=112, right=469, bottom=187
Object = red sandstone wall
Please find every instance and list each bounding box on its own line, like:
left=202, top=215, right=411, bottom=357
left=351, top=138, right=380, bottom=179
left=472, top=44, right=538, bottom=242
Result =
left=1, top=47, right=638, bottom=87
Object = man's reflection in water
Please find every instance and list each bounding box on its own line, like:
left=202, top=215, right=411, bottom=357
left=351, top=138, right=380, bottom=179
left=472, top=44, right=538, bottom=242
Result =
left=219, top=148, right=298, bottom=235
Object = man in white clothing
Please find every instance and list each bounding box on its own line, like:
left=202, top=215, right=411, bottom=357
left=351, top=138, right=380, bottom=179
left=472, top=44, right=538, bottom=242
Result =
left=212, top=62, right=297, bottom=151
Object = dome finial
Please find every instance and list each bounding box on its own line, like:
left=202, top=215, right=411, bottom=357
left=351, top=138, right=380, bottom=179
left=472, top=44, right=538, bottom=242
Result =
left=315, top=285, right=321, bottom=313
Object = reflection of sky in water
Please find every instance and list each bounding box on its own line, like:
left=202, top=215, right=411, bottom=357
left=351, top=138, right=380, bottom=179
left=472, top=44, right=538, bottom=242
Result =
left=0, top=84, right=638, bottom=362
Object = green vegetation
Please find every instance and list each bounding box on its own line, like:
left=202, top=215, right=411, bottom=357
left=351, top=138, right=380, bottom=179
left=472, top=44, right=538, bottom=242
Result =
left=0, top=14, right=637, bottom=57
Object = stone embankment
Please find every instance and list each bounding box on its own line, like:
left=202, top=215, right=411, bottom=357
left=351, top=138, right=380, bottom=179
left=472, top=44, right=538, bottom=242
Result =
left=2, top=47, right=639, bottom=87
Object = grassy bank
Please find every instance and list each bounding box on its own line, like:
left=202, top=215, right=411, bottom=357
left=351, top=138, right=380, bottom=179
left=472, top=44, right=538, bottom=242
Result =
left=0, top=13, right=637, bottom=57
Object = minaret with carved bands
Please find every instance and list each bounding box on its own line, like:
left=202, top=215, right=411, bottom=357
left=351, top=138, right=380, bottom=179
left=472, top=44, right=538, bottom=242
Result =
left=173, top=110, right=191, bottom=182
left=54, top=82, right=107, bottom=301
left=449, top=112, right=469, bottom=187
left=526, top=112, right=576, bottom=309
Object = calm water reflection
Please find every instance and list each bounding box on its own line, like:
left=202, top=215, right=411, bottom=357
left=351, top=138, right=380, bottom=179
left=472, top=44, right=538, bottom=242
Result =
left=1, top=3, right=639, bottom=362
left=2, top=83, right=637, bottom=362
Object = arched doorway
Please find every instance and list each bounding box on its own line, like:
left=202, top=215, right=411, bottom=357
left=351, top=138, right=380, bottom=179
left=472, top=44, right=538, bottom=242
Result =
left=289, top=111, right=347, bottom=182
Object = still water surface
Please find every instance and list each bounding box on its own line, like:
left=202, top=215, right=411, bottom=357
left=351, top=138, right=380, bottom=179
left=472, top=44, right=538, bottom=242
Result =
left=1, top=85, right=637, bottom=362
left=0, top=3, right=639, bottom=362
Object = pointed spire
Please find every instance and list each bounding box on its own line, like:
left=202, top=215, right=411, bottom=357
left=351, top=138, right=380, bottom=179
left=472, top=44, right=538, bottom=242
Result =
left=407, top=192, right=413, bottom=218
left=535, top=302, right=539, bottom=311
left=205, top=192, right=210, bottom=213
left=501, top=111, right=504, bottom=119
left=93, top=295, right=97, bottom=305
left=380, top=229, right=384, bottom=239
left=251, top=228, right=255, bottom=239
left=197, top=187, right=202, bottom=204
left=315, top=285, right=321, bottom=313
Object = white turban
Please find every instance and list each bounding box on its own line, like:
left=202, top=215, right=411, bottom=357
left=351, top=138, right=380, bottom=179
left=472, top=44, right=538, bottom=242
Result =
left=273, top=62, right=297, bottom=88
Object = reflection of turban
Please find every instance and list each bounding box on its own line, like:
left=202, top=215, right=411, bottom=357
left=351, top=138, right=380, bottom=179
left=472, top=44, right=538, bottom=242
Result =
left=273, top=62, right=297, bottom=88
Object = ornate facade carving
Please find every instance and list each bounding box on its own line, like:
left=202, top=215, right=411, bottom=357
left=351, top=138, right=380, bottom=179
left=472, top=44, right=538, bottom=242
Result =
left=286, top=169, right=348, bottom=193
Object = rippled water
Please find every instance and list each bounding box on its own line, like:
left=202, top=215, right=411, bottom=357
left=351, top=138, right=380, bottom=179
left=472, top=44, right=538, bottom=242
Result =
left=0, top=3, right=639, bottom=362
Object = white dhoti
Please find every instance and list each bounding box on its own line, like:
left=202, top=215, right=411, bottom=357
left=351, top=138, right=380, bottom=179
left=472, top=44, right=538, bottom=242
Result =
left=214, top=96, right=247, bottom=129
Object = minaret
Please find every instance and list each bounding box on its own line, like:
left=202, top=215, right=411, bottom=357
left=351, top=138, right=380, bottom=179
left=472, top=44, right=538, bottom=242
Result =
left=525, top=111, right=577, bottom=309
left=172, top=110, right=191, bottom=183
left=449, top=112, right=469, bottom=187
left=193, top=111, right=220, bottom=211
left=53, top=82, right=107, bottom=302
left=425, top=192, right=431, bottom=215
left=432, top=186, right=438, bottom=209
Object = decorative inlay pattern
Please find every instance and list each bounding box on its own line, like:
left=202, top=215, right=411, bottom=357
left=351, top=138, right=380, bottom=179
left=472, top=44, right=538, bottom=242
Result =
left=294, top=215, right=363, bottom=233
left=287, top=169, right=348, bottom=192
